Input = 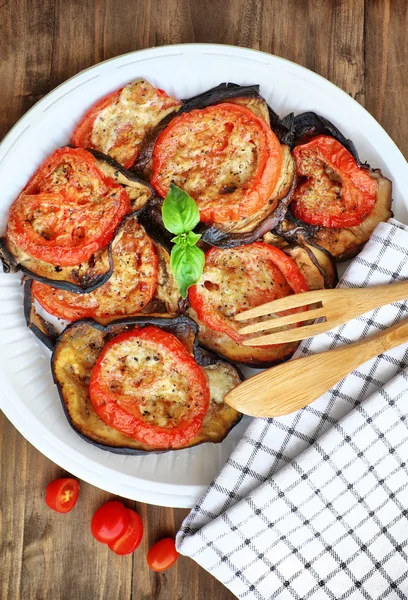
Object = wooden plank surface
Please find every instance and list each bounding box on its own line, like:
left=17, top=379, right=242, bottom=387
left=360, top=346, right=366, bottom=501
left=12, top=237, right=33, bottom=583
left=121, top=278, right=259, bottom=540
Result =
left=1, top=1, right=407, bottom=598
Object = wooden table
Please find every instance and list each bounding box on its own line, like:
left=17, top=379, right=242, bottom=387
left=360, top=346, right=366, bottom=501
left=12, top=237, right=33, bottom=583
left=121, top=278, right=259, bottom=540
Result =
left=1, top=1, right=406, bottom=598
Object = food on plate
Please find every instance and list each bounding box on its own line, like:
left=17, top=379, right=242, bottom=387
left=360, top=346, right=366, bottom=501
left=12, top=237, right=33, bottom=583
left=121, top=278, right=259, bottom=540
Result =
left=149, top=102, right=296, bottom=246
left=273, top=112, right=393, bottom=260
left=147, top=538, right=179, bottom=572
left=45, top=477, right=80, bottom=513
left=72, top=79, right=182, bottom=169
left=134, top=82, right=291, bottom=175
left=31, top=215, right=159, bottom=322
left=108, top=509, right=144, bottom=555
left=0, top=79, right=395, bottom=456
left=91, top=500, right=130, bottom=543
left=0, top=147, right=154, bottom=291
left=52, top=315, right=242, bottom=452
left=151, top=103, right=283, bottom=224
left=187, top=242, right=334, bottom=366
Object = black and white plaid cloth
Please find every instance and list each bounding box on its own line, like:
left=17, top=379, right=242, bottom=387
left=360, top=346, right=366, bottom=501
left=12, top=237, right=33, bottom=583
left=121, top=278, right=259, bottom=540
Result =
left=176, top=219, right=408, bottom=600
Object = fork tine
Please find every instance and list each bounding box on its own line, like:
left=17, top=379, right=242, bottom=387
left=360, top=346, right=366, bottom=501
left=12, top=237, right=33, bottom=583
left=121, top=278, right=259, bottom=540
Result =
left=242, top=320, right=334, bottom=346
left=237, top=307, right=327, bottom=335
left=234, top=289, right=328, bottom=321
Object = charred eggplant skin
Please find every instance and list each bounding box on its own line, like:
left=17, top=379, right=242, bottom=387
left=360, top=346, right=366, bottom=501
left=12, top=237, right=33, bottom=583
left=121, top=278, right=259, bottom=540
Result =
left=282, top=111, right=360, bottom=161
left=23, top=278, right=58, bottom=350
left=52, top=315, right=242, bottom=455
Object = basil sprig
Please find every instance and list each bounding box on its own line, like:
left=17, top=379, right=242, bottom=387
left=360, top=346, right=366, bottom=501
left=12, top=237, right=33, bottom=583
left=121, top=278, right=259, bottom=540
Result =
left=162, top=184, right=205, bottom=298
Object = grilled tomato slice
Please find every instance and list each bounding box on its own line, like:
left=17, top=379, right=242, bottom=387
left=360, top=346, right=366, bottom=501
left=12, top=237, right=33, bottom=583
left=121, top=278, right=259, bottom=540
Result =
left=6, top=147, right=131, bottom=267
left=151, top=103, right=283, bottom=224
left=291, top=135, right=378, bottom=228
left=188, top=243, right=308, bottom=365
left=31, top=216, right=158, bottom=322
left=88, top=326, right=210, bottom=449
left=72, top=79, right=181, bottom=169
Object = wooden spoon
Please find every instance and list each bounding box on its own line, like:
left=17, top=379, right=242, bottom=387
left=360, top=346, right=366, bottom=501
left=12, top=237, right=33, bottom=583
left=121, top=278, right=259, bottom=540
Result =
left=225, top=319, right=408, bottom=417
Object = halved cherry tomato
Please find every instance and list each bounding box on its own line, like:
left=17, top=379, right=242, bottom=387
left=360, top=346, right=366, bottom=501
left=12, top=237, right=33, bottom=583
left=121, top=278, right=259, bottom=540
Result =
left=188, top=243, right=308, bottom=345
left=147, top=537, right=179, bottom=572
left=151, top=103, right=283, bottom=224
left=31, top=218, right=158, bottom=322
left=291, top=135, right=378, bottom=228
left=6, top=147, right=131, bottom=266
left=89, top=326, right=210, bottom=449
left=45, top=477, right=80, bottom=513
left=91, top=500, right=130, bottom=544
left=72, top=80, right=181, bottom=168
left=108, top=509, right=144, bottom=555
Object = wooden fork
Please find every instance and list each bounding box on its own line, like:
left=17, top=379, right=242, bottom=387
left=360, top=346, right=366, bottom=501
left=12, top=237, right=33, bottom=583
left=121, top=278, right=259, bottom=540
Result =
left=234, top=281, right=408, bottom=346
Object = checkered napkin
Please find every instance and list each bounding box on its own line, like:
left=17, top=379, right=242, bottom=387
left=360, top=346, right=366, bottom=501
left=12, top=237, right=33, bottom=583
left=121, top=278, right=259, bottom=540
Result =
left=176, top=219, right=408, bottom=600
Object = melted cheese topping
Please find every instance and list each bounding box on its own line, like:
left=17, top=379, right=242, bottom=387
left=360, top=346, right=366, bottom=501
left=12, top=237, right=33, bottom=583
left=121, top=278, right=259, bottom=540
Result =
left=155, top=111, right=258, bottom=210
left=196, top=246, right=292, bottom=339
left=204, top=363, right=239, bottom=404
left=91, top=80, right=181, bottom=166
left=97, top=337, right=195, bottom=429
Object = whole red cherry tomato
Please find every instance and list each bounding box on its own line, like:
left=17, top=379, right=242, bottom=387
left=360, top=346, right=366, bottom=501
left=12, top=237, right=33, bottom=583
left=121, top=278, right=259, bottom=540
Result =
left=108, top=509, right=144, bottom=555
left=91, top=500, right=129, bottom=544
left=147, top=537, right=179, bottom=572
left=45, top=478, right=80, bottom=513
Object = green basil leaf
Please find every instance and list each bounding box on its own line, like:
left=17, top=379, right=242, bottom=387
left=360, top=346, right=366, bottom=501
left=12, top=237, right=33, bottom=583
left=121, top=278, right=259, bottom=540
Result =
left=170, top=244, right=205, bottom=298
left=162, top=183, right=200, bottom=235
left=186, top=231, right=201, bottom=246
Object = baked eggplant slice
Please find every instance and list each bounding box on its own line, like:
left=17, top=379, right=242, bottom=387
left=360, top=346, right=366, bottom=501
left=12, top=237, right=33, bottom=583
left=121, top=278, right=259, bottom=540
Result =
left=198, top=146, right=296, bottom=248
left=72, top=79, right=182, bottom=169
left=23, top=278, right=58, bottom=350
left=134, top=82, right=290, bottom=176
left=273, top=112, right=393, bottom=261
left=52, top=315, right=242, bottom=453
left=29, top=214, right=160, bottom=322
left=1, top=148, right=154, bottom=292
left=139, top=93, right=296, bottom=248
left=24, top=216, right=180, bottom=343
left=187, top=240, right=335, bottom=367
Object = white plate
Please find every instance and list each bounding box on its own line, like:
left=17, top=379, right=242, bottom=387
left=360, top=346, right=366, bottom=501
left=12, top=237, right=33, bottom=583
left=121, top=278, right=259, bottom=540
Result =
left=1, top=44, right=407, bottom=508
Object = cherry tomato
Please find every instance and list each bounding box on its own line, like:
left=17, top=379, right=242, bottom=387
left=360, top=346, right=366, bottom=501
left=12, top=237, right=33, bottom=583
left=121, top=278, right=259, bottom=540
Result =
left=45, top=477, right=80, bottom=513
left=147, top=537, right=179, bottom=572
left=91, top=500, right=130, bottom=544
left=108, top=509, right=144, bottom=555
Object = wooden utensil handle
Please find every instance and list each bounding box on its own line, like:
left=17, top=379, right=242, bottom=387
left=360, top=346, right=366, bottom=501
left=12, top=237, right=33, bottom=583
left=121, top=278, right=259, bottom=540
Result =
left=353, top=280, right=408, bottom=314
left=225, top=318, right=408, bottom=418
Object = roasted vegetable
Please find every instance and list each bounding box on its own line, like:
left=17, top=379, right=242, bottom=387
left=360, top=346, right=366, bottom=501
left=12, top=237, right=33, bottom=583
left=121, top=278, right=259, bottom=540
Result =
left=1, top=148, right=154, bottom=291
left=140, top=103, right=295, bottom=248
left=30, top=215, right=159, bottom=322
left=134, top=82, right=290, bottom=176
left=273, top=113, right=393, bottom=261
left=188, top=243, right=311, bottom=367
left=72, top=79, right=182, bottom=169
left=199, top=145, right=296, bottom=247
left=187, top=240, right=336, bottom=366
left=52, top=316, right=242, bottom=453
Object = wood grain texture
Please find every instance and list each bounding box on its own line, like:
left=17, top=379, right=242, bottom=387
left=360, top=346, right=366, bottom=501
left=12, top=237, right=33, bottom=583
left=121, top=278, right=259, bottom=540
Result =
left=0, top=1, right=406, bottom=599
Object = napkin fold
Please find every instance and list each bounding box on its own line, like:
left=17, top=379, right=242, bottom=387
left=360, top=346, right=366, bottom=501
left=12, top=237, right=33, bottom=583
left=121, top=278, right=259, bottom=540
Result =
left=177, top=219, right=408, bottom=600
